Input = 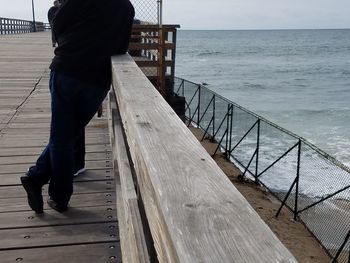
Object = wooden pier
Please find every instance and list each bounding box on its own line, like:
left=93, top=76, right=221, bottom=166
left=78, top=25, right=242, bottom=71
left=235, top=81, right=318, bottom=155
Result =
left=0, top=31, right=299, bottom=263
left=0, top=32, right=120, bottom=262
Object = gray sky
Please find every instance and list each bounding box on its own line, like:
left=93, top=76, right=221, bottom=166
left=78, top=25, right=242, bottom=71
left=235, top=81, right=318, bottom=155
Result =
left=1, top=0, right=350, bottom=30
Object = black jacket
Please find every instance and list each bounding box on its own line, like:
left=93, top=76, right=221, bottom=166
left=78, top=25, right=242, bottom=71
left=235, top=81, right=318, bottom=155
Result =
left=50, top=0, right=135, bottom=86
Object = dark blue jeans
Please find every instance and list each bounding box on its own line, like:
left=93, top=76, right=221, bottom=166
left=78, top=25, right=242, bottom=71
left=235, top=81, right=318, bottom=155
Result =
left=28, top=71, right=109, bottom=205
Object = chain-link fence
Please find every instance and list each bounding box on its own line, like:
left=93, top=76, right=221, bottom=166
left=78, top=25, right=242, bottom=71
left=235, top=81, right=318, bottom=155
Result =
left=333, top=231, right=350, bottom=263
left=130, top=0, right=161, bottom=24
left=175, top=77, right=350, bottom=263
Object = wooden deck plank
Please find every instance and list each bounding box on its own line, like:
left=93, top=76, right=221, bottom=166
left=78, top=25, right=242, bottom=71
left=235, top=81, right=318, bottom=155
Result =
left=0, top=243, right=121, bottom=263
left=0, top=152, right=111, bottom=165
left=0, top=192, right=115, bottom=213
left=0, top=206, right=117, bottom=230
left=0, top=169, right=113, bottom=185
left=1, top=127, right=109, bottom=134
left=0, top=136, right=110, bottom=147
left=8, top=117, right=107, bottom=123
left=0, top=129, right=109, bottom=137
left=0, top=161, right=112, bottom=174
left=0, top=138, right=109, bottom=148
left=1, top=117, right=107, bottom=124
left=0, top=222, right=119, bottom=250
left=0, top=145, right=111, bottom=157
left=0, top=180, right=115, bottom=198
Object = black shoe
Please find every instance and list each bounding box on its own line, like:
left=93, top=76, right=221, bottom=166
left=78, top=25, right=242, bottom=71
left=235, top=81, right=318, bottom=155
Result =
left=20, top=176, right=44, bottom=214
left=47, top=198, right=68, bottom=213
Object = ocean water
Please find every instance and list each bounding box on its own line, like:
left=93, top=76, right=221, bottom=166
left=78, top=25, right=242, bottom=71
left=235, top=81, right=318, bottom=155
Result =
left=175, top=29, right=350, bottom=167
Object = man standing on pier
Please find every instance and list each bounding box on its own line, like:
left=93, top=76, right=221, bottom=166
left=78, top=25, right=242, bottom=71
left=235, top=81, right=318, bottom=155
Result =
left=47, top=0, right=60, bottom=47
left=20, top=0, right=135, bottom=213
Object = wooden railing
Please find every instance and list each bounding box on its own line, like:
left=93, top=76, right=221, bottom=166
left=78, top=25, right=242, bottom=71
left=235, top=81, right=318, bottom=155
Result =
left=129, top=24, right=180, bottom=100
left=0, top=17, right=47, bottom=34
left=109, top=54, right=299, bottom=262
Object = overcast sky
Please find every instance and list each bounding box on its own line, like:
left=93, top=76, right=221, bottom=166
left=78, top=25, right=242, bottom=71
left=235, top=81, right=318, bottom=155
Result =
left=1, top=0, right=350, bottom=30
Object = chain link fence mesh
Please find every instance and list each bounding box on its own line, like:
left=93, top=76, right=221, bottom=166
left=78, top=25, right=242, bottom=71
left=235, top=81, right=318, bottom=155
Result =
left=130, top=0, right=160, bottom=24
left=175, top=77, right=350, bottom=263
left=128, top=1, right=175, bottom=94
left=129, top=0, right=160, bottom=79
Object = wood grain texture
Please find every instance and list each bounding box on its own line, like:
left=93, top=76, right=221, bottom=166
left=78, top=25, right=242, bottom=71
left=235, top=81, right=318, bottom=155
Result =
left=0, top=161, right=111, bottom=175
left=0, top=192, right=115, bottom=212
left=0, top=144, right=110, bottom=157
left=0, top=243, right=121, bottom=263
left=1, top=168, right=113, bottom=183
left=0, top=206, right=117, bottom=229
left=0, top=152, right=111, bottom=165
left=111, top=54, right=298, bottom=263
left=0, top=180, right=115, bottom=198
left=0, top=222, right=119, bottom=250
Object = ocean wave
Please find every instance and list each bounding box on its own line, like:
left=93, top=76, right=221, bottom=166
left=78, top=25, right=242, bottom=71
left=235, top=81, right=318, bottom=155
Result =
left=197, top=51, right=224, bottom=56
left=296, top=109, right=330, bottom=114
left=292, top=108, right=350, bottom=116
left=293, top=84, right=307, bottom=88
left=243, top=82, right=266, bottom=89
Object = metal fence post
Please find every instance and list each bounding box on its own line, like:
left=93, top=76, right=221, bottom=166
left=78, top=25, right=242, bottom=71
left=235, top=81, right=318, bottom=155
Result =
left=331, top=230, right=350, bottom=263
left=294, top=139, right=302, bottom=220
left=212, top=94, right=216, bottom=140
left=228, top=104, right=233, bottom=159
left=181, top=79, right=184, bottom=97
left=225, top=104, right=231, bottom=159
left=197, top=85, right=201, bottom=126
left=255, top=119, right=261, bottom=182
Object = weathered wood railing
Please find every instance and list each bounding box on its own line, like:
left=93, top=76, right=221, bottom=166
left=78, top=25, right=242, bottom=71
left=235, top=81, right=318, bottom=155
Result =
left=0, top=17, right=47, bottom=34
left=109, top=54, right=298, bottom=262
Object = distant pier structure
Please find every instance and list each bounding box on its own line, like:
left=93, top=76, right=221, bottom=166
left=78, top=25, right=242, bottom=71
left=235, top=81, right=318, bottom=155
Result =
left=0, top=17, right=48, bottom=34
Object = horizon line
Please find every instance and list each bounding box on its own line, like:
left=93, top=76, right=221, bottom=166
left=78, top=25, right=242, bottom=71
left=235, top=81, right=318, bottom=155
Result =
left=178, top=27, right=350, bottom=31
